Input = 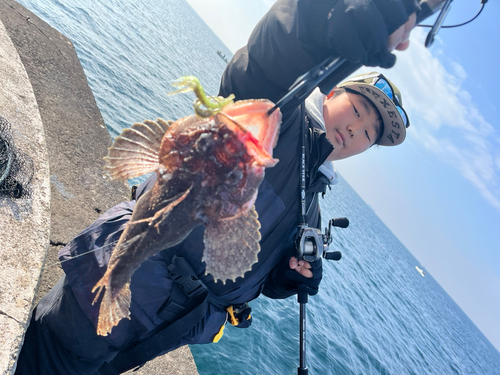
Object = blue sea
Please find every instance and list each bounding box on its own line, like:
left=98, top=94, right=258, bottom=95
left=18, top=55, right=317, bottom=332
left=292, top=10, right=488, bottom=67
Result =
left=14, top=0, right=500, bottom=373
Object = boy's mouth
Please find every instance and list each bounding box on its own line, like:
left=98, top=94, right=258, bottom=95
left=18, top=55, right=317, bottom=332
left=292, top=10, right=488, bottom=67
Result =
left=336, top=130, right=346, bottom=146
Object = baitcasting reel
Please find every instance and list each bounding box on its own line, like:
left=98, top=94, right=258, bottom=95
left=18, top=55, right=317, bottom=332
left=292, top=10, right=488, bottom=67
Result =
left=295, top=217, right=349, bottom=263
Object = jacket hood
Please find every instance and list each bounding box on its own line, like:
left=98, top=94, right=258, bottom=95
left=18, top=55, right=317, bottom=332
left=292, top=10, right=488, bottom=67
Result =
left=305, top=88, right=338, bottom=185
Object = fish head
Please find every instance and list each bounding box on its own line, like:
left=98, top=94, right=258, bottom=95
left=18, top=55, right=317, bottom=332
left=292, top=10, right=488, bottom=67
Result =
left=156, top=99, right=281, bottom=222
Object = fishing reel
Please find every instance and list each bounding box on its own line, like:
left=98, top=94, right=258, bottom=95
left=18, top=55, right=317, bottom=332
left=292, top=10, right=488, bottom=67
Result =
left=295, top=217, right=349, bottom=263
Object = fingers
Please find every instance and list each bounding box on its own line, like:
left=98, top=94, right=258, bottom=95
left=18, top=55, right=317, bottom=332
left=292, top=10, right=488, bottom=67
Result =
left=395, top=12, right=416, bottom=51
left=395, top=39, right=410, bottom=51
left=388, top=12, right=416, bottom=51
left=296, top=265, right=313, bottom=278
left=289, top=257, right=313, bottom=278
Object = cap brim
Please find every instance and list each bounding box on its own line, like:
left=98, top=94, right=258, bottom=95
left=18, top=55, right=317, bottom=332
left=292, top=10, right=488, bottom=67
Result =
left=340, top=83, right=406, bottom=146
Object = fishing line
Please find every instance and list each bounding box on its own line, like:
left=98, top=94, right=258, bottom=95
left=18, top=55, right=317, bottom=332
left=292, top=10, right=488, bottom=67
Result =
left=418, top=0, right=487, bottom=28
left=41, top=239, right=119, bottom=270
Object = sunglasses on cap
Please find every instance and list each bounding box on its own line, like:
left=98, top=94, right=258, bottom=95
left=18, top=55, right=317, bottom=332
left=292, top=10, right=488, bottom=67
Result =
left=347, top=73, right=410, bottom=129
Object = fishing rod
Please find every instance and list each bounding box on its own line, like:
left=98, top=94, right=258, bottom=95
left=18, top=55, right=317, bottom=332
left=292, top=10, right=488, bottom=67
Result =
left=289, top=2, right=449, bottom=373
left=295, top=217, right=348, bottom=375
left=274, top=0, right=490, bottom=373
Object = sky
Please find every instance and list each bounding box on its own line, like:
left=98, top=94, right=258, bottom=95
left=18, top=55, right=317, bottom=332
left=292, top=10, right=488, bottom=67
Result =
left=185, top=0, right=500, bottom=351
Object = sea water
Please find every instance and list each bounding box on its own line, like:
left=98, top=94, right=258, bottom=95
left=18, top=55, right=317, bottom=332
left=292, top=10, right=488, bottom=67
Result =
left=13, top=0, right=500, bottom=373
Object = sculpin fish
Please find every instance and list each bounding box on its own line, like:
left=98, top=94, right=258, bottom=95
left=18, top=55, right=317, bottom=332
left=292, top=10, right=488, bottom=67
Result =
left=92, top=76, right=282, bottom=336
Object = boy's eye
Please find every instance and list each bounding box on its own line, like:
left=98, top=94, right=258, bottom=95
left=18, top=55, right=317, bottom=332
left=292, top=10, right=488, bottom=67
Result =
left=365, top=130, right=371, bottom=143
left=352, top=105, right=360, bottom=117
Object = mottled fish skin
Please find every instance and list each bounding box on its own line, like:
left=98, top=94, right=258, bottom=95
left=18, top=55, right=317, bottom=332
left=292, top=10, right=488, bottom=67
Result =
left=92, top=99, right=281, bottom=336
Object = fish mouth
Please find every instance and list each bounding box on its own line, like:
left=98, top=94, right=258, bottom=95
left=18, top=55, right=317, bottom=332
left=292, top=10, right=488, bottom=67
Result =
left=216, top=100, right=281, bottom=168
left=217, top=112, right=278, bottom=168
left=221, top=100, right=281, bottom=152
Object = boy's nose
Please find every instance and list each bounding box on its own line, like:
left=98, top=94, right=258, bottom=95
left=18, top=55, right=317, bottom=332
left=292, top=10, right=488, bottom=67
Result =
left=347, top=125, right=358, bottom=137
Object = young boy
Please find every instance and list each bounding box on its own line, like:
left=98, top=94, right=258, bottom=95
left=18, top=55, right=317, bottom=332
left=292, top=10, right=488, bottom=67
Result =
left=15, top=0, right=417, bottom=373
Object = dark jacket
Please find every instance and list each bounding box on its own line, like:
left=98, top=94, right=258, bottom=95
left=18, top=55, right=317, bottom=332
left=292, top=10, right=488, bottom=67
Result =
left=59, top=0, right=335, bottom=338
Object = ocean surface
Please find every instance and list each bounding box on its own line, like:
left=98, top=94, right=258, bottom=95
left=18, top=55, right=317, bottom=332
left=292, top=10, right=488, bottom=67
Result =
left=13, top=0, right=500, bottom=373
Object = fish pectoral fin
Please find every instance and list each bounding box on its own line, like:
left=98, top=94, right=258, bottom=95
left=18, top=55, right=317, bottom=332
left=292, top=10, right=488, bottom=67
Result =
left=203, top=207, right=261, bottom=284
left=91, top=273, right=132, bottom=336
left=104, top=119, right=172, bottom=181
left=129, top=185, right=193, bottom=234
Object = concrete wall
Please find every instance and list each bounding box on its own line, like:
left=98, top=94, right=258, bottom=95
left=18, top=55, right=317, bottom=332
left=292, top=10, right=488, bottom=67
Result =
left=0, top=13, right=50, bottom=375
left=0, top=1, right=199, bottom=374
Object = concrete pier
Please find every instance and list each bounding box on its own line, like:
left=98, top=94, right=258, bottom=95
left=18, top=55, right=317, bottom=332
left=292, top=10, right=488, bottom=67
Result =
left=0, top=1, right=198, bottom=373
left=0, top=8, right=50, bottom=374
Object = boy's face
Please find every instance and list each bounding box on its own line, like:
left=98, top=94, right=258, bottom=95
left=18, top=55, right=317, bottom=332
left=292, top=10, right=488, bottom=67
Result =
left=322, top=91, right=381, bottom=161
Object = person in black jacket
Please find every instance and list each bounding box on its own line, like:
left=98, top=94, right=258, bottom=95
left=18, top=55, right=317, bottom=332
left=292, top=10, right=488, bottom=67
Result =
left=15, top=1, right=418, bottom=374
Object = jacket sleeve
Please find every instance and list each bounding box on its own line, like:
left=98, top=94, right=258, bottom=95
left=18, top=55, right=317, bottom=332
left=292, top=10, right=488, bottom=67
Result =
left=219, top=0, right=339, bottom=119
left=219, top=0, right=419, bottom=113
left=262, top=248, right=300, bottom=299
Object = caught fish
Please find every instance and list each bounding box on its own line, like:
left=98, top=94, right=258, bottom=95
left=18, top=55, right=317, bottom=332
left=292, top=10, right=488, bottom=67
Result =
left=92, top=76, right=281, bottom=336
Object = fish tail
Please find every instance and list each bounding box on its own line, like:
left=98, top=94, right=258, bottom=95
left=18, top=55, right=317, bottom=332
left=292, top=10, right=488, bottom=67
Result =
left=92, top=273, right=132, bottom=336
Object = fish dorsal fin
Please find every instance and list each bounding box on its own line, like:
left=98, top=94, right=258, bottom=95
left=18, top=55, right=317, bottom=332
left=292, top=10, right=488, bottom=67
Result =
left=203, top=207, right=261, bottom=284
left=104, top=119, right=172, bottom=180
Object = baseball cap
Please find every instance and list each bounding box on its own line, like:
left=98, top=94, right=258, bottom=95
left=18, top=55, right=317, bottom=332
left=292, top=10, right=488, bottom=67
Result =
left=337, top=72, right=410, bottom=146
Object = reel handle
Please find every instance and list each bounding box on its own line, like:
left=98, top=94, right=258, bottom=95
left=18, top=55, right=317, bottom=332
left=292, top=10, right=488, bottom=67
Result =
left=330, top=217, right=349, bottom=228
left=324, top=251, right=342, bottom=261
